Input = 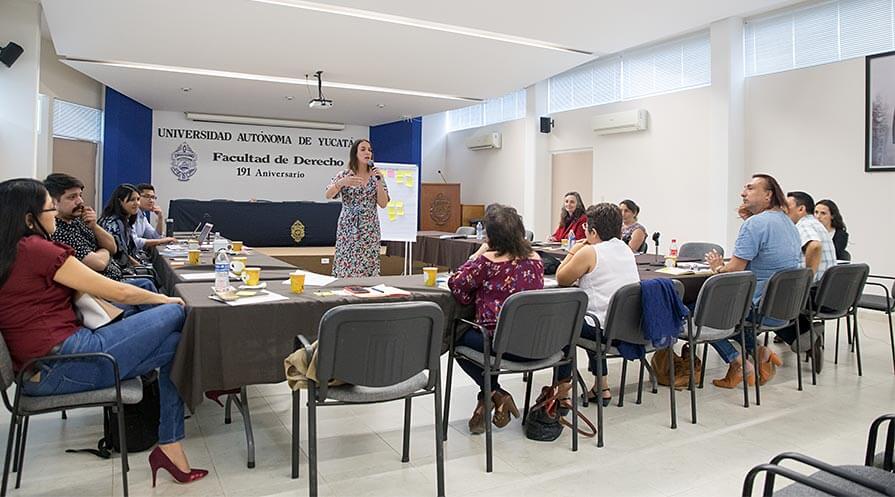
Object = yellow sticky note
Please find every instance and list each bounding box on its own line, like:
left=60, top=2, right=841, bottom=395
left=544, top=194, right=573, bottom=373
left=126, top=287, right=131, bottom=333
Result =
left=397, top=206, right=405, bottom=216
left=388, top=210, right=397, bottom=221
left=405, top=175, right=414, bottom=187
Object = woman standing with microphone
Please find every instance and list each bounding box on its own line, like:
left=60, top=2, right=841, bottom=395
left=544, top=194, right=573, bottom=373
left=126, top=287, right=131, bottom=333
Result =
left=325, top=139, right=390, bottom=277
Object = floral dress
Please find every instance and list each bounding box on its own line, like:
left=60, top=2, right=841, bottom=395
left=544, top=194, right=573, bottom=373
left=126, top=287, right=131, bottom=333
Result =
left=329, top=170, right=389, bottom=278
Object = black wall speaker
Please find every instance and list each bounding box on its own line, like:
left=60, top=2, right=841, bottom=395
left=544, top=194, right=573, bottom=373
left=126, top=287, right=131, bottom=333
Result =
left=0, top=42, right=24, bottom=68
left=539, top=116, right=554, bottom=134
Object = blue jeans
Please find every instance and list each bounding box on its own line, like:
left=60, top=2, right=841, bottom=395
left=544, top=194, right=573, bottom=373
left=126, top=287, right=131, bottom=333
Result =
left=708, top=311, right=787, bottom=363
left=123, top=277, right=158, bottom=293
left=23, top=304, right=186, bottom=444
left=555, top=319, right=608, bottom=381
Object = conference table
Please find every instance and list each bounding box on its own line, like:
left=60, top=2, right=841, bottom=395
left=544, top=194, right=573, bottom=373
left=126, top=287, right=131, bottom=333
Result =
left=383, top=231, right=487, bottom=271
left=151, top=248, right=298, bottom=294
left=170, top=274, right=471, bottom=411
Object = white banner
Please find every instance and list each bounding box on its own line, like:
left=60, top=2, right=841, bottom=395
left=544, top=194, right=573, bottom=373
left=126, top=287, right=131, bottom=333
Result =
left=150, top=111, right=369, bottom=211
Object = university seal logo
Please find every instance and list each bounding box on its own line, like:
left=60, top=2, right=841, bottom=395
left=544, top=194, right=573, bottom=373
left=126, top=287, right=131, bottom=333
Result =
left=290, top=219, right=306, bottom=244
left=429, top=193, right=451, bottom=226
left=170, top=142, right=198, bottom=181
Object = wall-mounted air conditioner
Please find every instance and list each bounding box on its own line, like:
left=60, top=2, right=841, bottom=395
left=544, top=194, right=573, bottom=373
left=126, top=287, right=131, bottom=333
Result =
left=592, top=109, right=648, bottom=135
left=465, top=132, right=502, bottom=150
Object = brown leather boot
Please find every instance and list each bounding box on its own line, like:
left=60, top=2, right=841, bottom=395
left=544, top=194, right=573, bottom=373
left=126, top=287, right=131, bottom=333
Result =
left=491, top=390, right=520, bottom=428
left=712, top=360, right=755, bottom=389
left=757, top=346, right=783, bottom=385
left=468, top=398, right=486, bottom=434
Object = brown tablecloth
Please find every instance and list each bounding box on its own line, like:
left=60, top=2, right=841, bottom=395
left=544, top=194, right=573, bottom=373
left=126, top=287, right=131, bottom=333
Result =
left=384, top=231, right=484, bottom=271
left=171, top=274, right=471, bottom=410
left=152, top=249, right=298, bottom=294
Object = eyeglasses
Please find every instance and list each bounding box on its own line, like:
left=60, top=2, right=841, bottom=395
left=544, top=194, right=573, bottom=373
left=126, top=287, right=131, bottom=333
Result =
left=140, top=194, right=158, bottom=200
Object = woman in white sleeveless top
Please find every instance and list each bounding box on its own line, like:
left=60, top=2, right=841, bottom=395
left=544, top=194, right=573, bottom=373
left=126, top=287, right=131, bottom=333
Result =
left=555, top=203, right=640, bottom=406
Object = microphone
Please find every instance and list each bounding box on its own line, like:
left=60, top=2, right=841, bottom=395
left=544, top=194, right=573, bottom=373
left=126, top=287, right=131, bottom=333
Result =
left=437, top=170, right=448, bottom=183
left=367, top=160, right=381, bottom=180
left=652, top=232, right=661, bottom=259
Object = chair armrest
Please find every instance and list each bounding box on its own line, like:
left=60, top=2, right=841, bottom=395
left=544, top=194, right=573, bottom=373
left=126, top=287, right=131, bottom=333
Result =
left=866, top=413, right=895, bottom=470
left=770, top=452, right=892, bottom=495
left=293, top=334, right=313, bottom=352
left=742, top=463, right=860, bottom=497
left=459, top=318, right=490, bottom=333
left=869, top=274, right=895, bottom=281
left=16, top=352, right=121, bottom=387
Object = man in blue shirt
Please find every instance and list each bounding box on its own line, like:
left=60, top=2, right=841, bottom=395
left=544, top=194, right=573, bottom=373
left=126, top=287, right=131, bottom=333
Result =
left=705, top=174, right=801, bottom=388
left=134, top=184, right=175, bottom=254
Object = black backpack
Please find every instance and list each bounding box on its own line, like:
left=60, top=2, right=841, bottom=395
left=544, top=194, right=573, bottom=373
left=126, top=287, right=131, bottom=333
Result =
left=67, top=371, right=160, bottom=458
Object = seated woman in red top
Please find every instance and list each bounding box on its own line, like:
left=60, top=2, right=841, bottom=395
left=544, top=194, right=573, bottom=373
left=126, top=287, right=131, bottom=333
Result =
left=0, top=179, right=206, bottom=487
left=448, top=204, right=544, bottom=434
left=548, top=191, right=587, bottom=242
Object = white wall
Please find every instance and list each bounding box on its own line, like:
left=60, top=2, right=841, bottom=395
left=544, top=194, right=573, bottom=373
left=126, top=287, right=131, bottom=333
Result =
left=39, top=37, right=103, bottom=109
left=547, top=88, right=714, bottom=252
left=746, top=58, right=895, bottom=277
left=0, top=0, right=41, bottom=180
left=442, top=119, right=527, bottom=212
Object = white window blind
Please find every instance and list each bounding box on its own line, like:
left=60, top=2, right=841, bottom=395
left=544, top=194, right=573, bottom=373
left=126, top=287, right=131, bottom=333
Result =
left=548, top=32, right=710, bottom=113
left=745, top=0, right=895, bottom=77
left=447, top=89, right=526, bottom=132
left=53, top=99, right=102, bottom=142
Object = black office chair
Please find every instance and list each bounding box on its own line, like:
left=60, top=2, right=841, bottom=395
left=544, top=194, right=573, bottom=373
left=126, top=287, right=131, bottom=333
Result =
left=742, top=413, right=895, bottom=496
left=682, top=271, right=755, bottom=418
left=679, top=242, right=724, bottom=260
left=291, top=302, right=445, bottom=497
left=808, top=263, right=870, bottom=378
left=576, top=280, right=685, bottom=447
left=443, top=288, right=587, bottom=471
left=856, top=275, right=895, bottom=375
left=0, top=335, right=143, bottom=497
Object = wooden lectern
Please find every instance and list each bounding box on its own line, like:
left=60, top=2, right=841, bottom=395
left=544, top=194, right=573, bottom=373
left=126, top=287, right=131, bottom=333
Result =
left=420, top=183, right=461, bottom=232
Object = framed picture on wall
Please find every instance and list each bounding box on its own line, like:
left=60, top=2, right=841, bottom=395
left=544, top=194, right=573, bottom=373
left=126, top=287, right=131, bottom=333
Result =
left=866, top=50, right=895, bottom=171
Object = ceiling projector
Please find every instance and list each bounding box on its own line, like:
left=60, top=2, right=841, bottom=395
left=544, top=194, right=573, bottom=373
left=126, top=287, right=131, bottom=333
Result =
left=308, top=71, right=333, bottom=109
left=308, top=98, right=333, bottom=109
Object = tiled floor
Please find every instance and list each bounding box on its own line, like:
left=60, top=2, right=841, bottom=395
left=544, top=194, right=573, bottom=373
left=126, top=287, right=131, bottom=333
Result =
left=3, top=311, right=894, bottom=497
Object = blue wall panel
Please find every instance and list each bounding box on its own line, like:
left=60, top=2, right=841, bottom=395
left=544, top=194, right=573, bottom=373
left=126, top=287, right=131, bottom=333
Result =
left=102, top=88, right=152, bottom=205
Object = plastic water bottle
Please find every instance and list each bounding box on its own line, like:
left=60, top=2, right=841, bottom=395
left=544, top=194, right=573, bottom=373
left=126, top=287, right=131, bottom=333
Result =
left=214, top=249, right=230, bottom=291
left=665, top=239, right=679, bottom=268
left=475, top=221, right=484, bottom=241
left=568, top=231, right=575, bottom=249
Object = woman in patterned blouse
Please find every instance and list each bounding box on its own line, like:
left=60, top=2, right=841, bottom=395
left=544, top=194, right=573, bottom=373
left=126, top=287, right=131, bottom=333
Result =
left=98, top=184, right=142, bottom=269
left=448, top=204, right=544, bottom=434
left=619, top=199, right=648, bottom=253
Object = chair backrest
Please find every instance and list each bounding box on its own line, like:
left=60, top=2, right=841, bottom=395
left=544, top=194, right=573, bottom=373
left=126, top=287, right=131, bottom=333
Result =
left=524, top=230, right=534, bottom=242
left=841, top=250, right=851, bottom=261
left=757, top=268, right=813, bottom=322
left=602, top=279, right=685, bottom=345
left=679, top=242, right=724, bottom=259
left=638, top=241, right=648, bottom=253
left=491, top=288, right=587, bottom=364
left=0, top=333, right=15, bottom=391
left=314, top=302, right=444, bottom=400
left=456, top=226, right=475, bottom=236
left=692, top=272, right=756, bottom=331
left=814, top=263, right=870, bottom=315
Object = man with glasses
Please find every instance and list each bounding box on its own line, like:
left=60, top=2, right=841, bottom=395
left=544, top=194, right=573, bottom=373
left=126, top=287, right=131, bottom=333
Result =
left=134, top=183, right=175, bottom=252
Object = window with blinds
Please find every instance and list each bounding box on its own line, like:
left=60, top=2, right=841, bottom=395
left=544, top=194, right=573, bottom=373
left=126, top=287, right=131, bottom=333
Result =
left=53, top=99, right=103, bottom=142
left=447, top=89, right=526, bottom=132
left=745, top=0, right=895, bottom=77
left=548, top=32, right=711, bottom=114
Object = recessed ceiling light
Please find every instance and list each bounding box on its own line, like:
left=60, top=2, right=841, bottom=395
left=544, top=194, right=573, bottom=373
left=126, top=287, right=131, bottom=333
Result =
left=249, top=0, right=592, bottom=55
left=377, top=103, right=386, bottom=108
left=181, top=87, right=191, bottom=92
left=62, top=57, right=482, bottom=103
left=285, top=96, right=294, bottom=100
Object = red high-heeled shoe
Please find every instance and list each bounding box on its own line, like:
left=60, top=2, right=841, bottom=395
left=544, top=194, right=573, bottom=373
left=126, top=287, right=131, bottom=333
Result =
left=149, top=446, right=208, bottom=487
left=204, top=388, right=241, bottom=407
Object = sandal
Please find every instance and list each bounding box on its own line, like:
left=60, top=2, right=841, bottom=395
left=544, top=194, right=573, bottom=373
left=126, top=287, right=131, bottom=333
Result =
left=581, top=387, right=612, bottom=407
left=491, top=390, right=520, bottom=428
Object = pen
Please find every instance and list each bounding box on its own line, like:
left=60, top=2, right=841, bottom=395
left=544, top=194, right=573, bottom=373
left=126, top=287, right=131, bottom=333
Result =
left=369, top=286, right=385, bottom=293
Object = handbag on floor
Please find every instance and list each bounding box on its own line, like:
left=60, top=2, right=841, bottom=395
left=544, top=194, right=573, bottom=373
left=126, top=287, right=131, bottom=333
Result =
left=524, top=382, right=596, bottom=442
left=66, top=371, right=160, bottom=458
left=651, top=344, right=702, bottom=389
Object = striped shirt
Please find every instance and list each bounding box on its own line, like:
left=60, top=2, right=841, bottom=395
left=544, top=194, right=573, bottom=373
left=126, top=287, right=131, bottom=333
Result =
left=795, top=215, right=837, bottom=283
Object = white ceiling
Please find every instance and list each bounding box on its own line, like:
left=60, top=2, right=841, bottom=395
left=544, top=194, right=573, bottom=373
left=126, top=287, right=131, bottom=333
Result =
left=41, top=0, right=802, bottom=126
